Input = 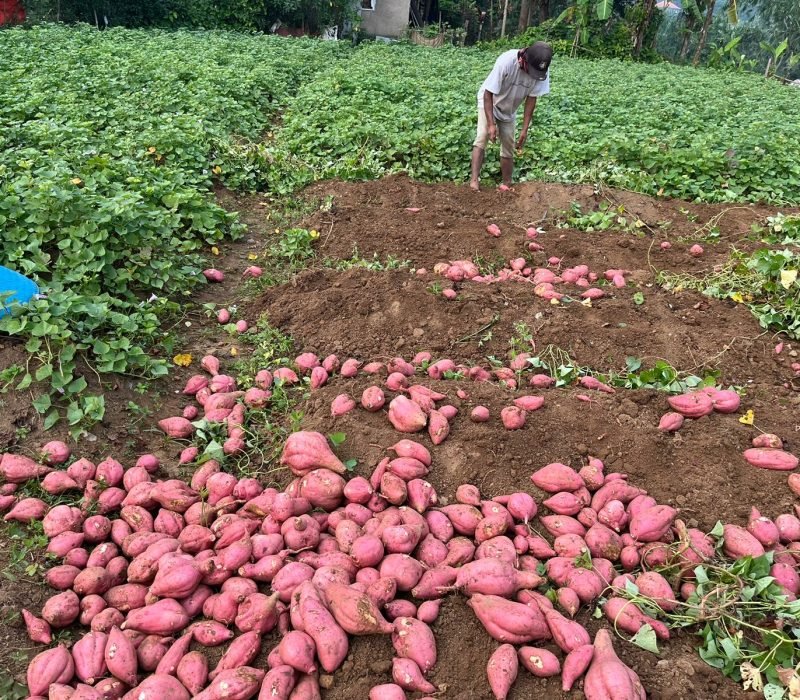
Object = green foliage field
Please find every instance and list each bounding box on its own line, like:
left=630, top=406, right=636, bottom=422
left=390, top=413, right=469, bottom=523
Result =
left=1, top=26, right=799, bottom=431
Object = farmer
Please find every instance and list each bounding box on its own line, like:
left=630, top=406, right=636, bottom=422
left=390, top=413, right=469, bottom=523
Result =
left=470, top=41, right=552, bottom=191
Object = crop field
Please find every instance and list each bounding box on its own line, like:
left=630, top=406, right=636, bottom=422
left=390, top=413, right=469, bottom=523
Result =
left=1, top=24, right=800, bottom=700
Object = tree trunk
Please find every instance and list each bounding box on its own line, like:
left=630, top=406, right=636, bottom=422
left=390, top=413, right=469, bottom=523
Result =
left=518, top=0, right=531, bottom=32
left=500, top=0, right=509, bottom=37
left=692, top=0, right=716, bottom=67
left=633, top=0, right=657, bottom=57
left=534, top=0, right=549, bottom=22
left=679, top=15, right=695, bottom=61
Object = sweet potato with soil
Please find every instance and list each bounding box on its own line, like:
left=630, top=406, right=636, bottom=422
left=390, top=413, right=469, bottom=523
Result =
left=531, top=463, right=584, bottom=493
left=635, top=571, right=677, bottom=612
left=361, top=386, right=386, bottom=412
left=747, top=507, right=780, bottom=548
left=387, top=395, right=427, bottom=433
left=122, top=599, right=190, bottom=635
left=278, top=631, right=318, bottom=674
left=412, top=566, right=457, bottom=600
left=393, top=657, right=437, bottom=693
left=295, top=581, right=349, bottom=673
left=544, top=492, right=583, bottom=516
left=176, top=651, right=208, bottom=695
left=319, top=582, right=394, bottom=635
left=743, top=448, right=799, bottom=471
left=42, top=590, right=80, bottom=628
left=667, top=392, right=713, bottom=418
left=487, top=644, right=518, bottom=700
left=368, top=685, right=405, bottom=700
left=518, top=646, right=561, bottom=678
left=122, top=674, right=190, bottom=700
left=562, top=644, right=594, bottom=692
left=723, top=524, right=765, bottom=558
left=467, top=595, right=550, bottom=644
left=193, top=667, right=265, bottom=700
left=27, top=645, right=74, bottom=697
left=584, top=628, right=645, bottom=700
left=585, top=523, right=623, bottom=560
left=280, top=432, right=346, bottom=477
left=456, top=558, right=542, bottom=597
left=0, top=453, right=51, bottom=483
left=540, top=606, right=591, bottom=653
left=105, top=626, right=138, bottom=686
left=629, top=505, right=677, bottom=542
left=392, top=617, right=437, bottom=674
left=603, top=597, right=670, bottom=640
left=439, top=504, right=483, bottom=536
left=259, top=665, right=296, bottom=700
left=428, top=409, right=450, bottom=444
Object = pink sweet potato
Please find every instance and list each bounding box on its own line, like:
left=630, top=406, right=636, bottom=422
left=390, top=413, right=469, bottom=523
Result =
left=743, top=448, right=799, bottom=471
left=392, top=617, right=437, bottom=674
left=393, top=657, right=437, bottom=693
left=321, top=582, right=393, bottom=635
left=122, top=599, right=189, bottom=635
left=487, top=644, right=518, bottom=700
left=278, top=631, right=318, bottom=674
left=540, top=606, right=590, bottom=653
left=467, top=595, right=550, bottom=644
left=27, top=645, right=74, bottom=697
left=72, top=630, right=108, bottom=683
left=193, top=667, right=265, bottom=700
left=562, top=644, right=594, bottom=691
left=667, top=392, right=713, bottom=418
left=22, top=608, right=52, bottom=645
left=584, top=628, right=645, bottom=700
left=518, top=646, right=561, bottom=678
left=259, top=665, right=296, bottom=700
left=387, top=396, right=427, bottom=433
left=177, top=651, right=208, bottom=695
left=104, top=627, right=138, bottom=686
left=603, top=597, right=670, bottom=640
left=280, top=432, right=346, bottom=477
left=531, top=463, right=584, bottom=493
left=368, top=685, right=406, bottom=700
left=295, top=582, right=349, bottom=673
left=628, top=505, right=677, bottom=542
left=635, top=571, right=677, bottom=612
left=122, top=674, right=190, bottom=700
left=722, top=524, right=765, bottom=558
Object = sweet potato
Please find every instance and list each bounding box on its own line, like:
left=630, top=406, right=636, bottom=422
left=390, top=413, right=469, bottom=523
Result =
left=392, top=617, right=437, bottom=674
left=122, top=599, right=190, bottom=635
left=635, top=571, right=677, bottom=612
left=280, top=432, right=346, bottom=477
left=487, top=644, right=518, bottom=700
left=531, top=463, right=584, bottom=493
left=320, top=582, right=393, bottom=635
left=667, top=392, right=713, bottom=418
left=584, top=628, right=645, bottom=700
left=368, top=685, right=406, bottom=700
left=540, top=606, right=591, bottom=653
left=259, top=666, right=296, bottom=700
left=27, top=645, right=74, bottom=697
left=722, top=524, right=765, bottom=558
left=295, top=582, right=349, bottom=673
left=518, top=646, right=560, bottom=678
left=105, top=626, right=138, bottom=686
left=387, top=395, right=427, bottom=433
left=467, top=595, right=550, bottom=644
left=562, top=644, right=594, bottom=691
left=629, top=505, right=677, bottom=542
left=193, top=667, right=265, bottom=700
left=743, top=448, right=799, bottom=471
left=603, top=597, right=670, bottom=640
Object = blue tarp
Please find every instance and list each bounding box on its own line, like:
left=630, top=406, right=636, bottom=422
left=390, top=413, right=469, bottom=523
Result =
left=0, top=266, right=39, bottom=318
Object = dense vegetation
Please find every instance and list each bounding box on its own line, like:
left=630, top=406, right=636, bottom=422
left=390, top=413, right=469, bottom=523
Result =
left=1, top=25, right=799, bottom=432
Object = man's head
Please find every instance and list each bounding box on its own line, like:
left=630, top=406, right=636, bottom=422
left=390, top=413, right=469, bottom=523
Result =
left=519, top=42, right=552, bottom=81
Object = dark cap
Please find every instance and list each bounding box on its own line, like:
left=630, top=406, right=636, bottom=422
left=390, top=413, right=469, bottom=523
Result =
left=522, top=42, right=552, bottom=80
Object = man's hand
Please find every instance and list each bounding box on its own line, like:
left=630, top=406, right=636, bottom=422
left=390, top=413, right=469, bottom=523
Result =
left=516, top=128, right=528, bottom=152
left=488, top=123, right=498, bottom=143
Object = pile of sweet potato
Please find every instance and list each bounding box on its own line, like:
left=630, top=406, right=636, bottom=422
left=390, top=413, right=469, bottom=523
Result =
left=2, top=350, right=799, bottom=700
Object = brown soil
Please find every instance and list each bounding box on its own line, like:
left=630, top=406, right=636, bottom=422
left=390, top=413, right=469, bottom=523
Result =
left=1, top=175, right=798, bottom=699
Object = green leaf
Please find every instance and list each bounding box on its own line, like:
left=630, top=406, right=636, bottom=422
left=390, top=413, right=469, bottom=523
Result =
left=67, top=376, right=88, bottom=394
left=329, top=432, right=346, bottom=447
left=625, top=356, right=642, bottom=372
left=32, top=394, right=52, bottom=414
left=633, top=292, right=645, bottom=306
left=710, top=521, right=725, bottom=538
left=17, top=373, right=33, bottom=391
left=66, top=403, right=83, bottom=426
left=726, top=0, right=738, bottom=25
left=595, top=0, right=612, bottom=21
left=43, top=410, right=60, bottom=430
left=630, top=624, right=659, bottom=654
left=763, top=684, right=785, bottom=700
left=35, top=363, right=53, bottom=381
left=344, top=458, right=358, bottom=472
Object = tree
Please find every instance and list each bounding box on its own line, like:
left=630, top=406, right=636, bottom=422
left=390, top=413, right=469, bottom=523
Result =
left=692, top=0, right=717, bottom=65
left=632, top=0, right=657, bottom=57
left=518, top=0, right=532, bottom=31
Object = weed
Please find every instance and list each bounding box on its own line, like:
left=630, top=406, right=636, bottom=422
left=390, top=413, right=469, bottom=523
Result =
left=428, top=282, right=443, bottom=295
left=0, top=364, right=23, bottom=393
left=657, top=247, right=800, bottom=339
left=559, top=201, right=632, bottom=232
left=323, top=247, right=410, bottom=272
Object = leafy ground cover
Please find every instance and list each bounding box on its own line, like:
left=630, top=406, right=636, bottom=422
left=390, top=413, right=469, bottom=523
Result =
left=1, top=26, right=799, bottom=431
